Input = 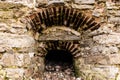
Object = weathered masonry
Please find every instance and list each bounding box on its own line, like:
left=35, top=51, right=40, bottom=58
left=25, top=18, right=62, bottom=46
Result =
left=20, top=5, right=100, bottom=79
left=0, top=0, right=120, bottom=80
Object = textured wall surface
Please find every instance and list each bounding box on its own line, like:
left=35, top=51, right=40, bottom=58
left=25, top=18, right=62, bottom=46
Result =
left=0, top=0, right=120, bottom=80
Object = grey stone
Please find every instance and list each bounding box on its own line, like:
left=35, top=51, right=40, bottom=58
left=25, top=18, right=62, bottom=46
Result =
left=108, top=10, right=120, bottom=16
left=74, top=0, right=95, bottom=4
left=9, top=28, right=27, bottom=34
left=23, top=54, right=31, bottom=66
left=85, top=54, right=120, bottom=65
left=24, top=67, right=34, bottom=78
left=1, top=53, right=23, bottom=66
left=93, top=66, right=119, bottom=79
left=92, top=8, right=105, bottom=17
left=0, top=47, right=5, bottom=53
left=109, top=54, right=120, bottom=64
left=0, top=23, right=27, bottom=34
left=0, top=11, right=14, bottom=19
left=1, top=53, right=31, bottom=67
left=76, top=78, right=81, bottom=80
left=93, top=33, right=120, bottom=45
left=0, top=23, right=9, bottom=32
left=10, top=23, right=27, bottom=34
left=48, top=0, right=63, bottom=5
left=108, top=17, right=120, bottom=24
left=72, top=4, right=94, bottom=9
left=106, top=2, right=119, bottom=10
left=90, top=45, right=119, bottom=54
left=5, top=68, right=24, bottom=78
left=84, top=55, right=108, bottom=64
left=96, top=24, right=115, bottom=34
left=0, top=53, right=15, bottom=66
left=39, top=27, right=81, bottom=40
left=0, top=33, right=35, bottom=48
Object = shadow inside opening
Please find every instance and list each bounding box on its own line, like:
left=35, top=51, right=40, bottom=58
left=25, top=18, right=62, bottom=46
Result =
left=44, top=50, right=75, bottom=76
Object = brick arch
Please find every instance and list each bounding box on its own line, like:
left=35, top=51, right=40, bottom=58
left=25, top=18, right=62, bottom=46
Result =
left=33, top=41, right=81, bottom=78
left=21, top=6, right=100, bottom=33
left=37, top=41, right=81, bottom=59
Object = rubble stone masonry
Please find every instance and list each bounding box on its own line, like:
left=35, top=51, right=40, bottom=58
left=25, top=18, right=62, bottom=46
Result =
left=0, top=0, right=120, bottom=80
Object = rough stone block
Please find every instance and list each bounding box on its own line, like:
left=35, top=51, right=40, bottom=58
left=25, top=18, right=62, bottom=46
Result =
left=0, top=11, right=14, bottom=19
left=108, top=17, right=120, bottom=24
left=74, top=0, right=95, bottom=4
left=0, top=53, right=31, bottom=67
left=92, top=66, right=119, bottom=79
left=0, top=33, right=35, bottom=48
left=93, top=33, right=120, bottom=45
left=0, top=23, right=9, bottom=32
left=108, top=10, right=120, bottom=16
left=84, top=55, right=108, bottom=64
left=5, top=68, right=24, bottom=79
left=90, top=45, right=119, bottom=54
left=72, top=4, right=94, bottom=9
left=0, top=23, right=27, bottom=34
left=84, top=54, right=120, bottom=65
left=0, top=53, right=14, bottom=66
left=48, top=0, right=64, bottom=5
left=109, top=54, right=120, bottom=64
left=106, top=2, right=119, bottom=10
left=23, top=54, right=31, bottom=66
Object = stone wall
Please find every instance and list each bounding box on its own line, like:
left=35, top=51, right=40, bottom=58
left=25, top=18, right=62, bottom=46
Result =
left=0, top=0, right=120, bottom=80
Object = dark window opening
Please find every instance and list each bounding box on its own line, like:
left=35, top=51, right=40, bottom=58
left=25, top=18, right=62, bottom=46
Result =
left=44, top=50, right=75, bottom=75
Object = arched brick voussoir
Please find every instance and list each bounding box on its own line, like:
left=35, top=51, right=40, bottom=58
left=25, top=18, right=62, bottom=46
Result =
left=37, top=47, right=48, bottom=57
left=21, top=6, right=101, bottom=34
left=41, top=41, right=82, bottom=59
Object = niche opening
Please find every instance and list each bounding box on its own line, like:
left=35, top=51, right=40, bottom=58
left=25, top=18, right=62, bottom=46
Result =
left=44, top=49, right=75, bottom=76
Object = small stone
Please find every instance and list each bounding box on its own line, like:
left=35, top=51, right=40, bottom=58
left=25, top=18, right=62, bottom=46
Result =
left=46, top=74, right=51, bottom=79
left=24, top=67, right=34, bottom=78
left=59, top=72, right=64, bottom=78
left=55, top=65, right=61, bottom=71
left=65, top=69, right=71, bottom=75
left=0, top=47, right=5, bottom=53
left=76, top=78, right=81, bottom=80
left=29, top=52, right=34, bottom=58
left=9, top=28, right=17, bottom=33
